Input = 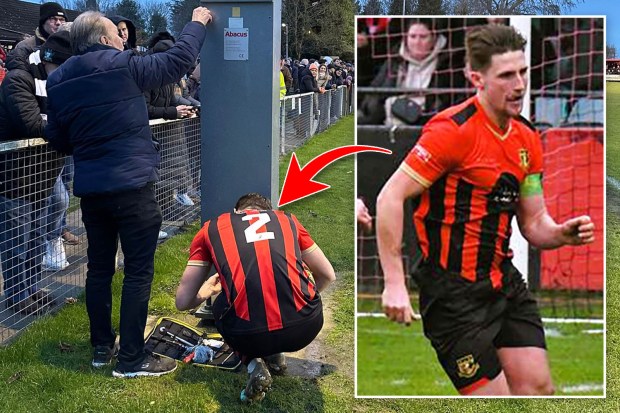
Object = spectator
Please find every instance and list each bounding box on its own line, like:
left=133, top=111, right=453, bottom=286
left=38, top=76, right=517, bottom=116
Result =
left=332, top=67, right=346, bottom=87
left=290, top=59, right=299, bottom=93
left=316, top=64, right=333, bottom=90
left=300, top=62, right=322, bottom=94
left=187, top=62, right=201, bottom=100
left=7, top=2, right=68, bottom=66
left=175, top=193, right=336, bottom=403
left=358, top=18, right=466, bottom=126
left=174, top=77, right=200, bottom=107
left=346, top=63, right=355, bottom=82
left=297, top=58, right=309, bottom=91
left=41, top=172, right=71, bottom=271
left=281, top=58, right=293, bottom=94
left=108, top=16, right=137, bottom=51
left=45, top=8, right=213, bottom=378
left=144, top=31, right=195, bottom=209
left=301, top=63, right=323, bottom=122
left=0, top=30, right=73, bottom=315
left=279, top=60, right=287, bottom=99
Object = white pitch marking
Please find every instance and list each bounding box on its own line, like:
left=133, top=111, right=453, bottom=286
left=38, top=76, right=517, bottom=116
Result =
left=561, top=384, right=604, bottom=394
left=608, top=175, right=620, bottom=192
left=582, top=329, right=604, bottom=335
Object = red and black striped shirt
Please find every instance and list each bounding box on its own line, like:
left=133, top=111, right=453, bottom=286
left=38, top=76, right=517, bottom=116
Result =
left=188, top=209, right=319, bottom=333
left=400, top=96, right=543, bottom=288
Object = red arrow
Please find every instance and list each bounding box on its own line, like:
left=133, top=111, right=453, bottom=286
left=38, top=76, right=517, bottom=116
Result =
left=278, top=145, right=392, bottom=207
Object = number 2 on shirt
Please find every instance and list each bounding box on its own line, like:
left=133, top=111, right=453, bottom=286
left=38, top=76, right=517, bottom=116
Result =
left=242, top=213, right=275, bottom=243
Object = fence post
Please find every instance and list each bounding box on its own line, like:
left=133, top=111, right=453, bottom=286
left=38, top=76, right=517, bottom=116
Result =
left=280, top=99, right=286, bottom=155
left=327, top=89, right=332, bottom=127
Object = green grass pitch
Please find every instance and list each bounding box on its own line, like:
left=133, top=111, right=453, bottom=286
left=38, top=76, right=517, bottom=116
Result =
left=357, top=316, right=603, bottom=396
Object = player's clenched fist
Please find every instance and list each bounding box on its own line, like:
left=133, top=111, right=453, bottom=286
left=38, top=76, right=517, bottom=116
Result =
left=382, top=283, right=418, bottom=326
left=561, top=215, right=595, bottom=245
left=192, top=7, right=213, bottom=25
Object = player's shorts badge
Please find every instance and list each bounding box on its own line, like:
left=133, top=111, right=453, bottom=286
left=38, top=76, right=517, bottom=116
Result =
left=519, top=148, right=530, bottom=170
left=456, top=354, right=480, bottom=378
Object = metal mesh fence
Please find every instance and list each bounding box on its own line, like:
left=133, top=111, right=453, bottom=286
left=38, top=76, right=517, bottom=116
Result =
left=0, top=88, right=351, bottom=343
left=279, top=85, right=352, bottom=154
left=0, top=117, right=201, bottom=344
left=150, top=118, right=201, bottom=232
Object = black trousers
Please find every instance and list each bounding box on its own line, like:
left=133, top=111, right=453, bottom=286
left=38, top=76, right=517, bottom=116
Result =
left=213, top=293, right=324, bottom=364
left=81, top=183, right=162, bottom=370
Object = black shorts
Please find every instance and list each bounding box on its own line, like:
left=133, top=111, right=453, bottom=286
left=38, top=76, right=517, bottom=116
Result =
left=415, top=262, right=546, bottom=393
left=213, top=293, right=324, bottom=363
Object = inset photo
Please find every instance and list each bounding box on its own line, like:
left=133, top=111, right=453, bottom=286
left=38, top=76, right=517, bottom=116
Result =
left=356, top=16, right=604, bottom=397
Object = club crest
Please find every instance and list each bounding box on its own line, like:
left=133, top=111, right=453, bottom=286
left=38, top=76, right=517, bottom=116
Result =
left=456, top=354, right=480, bottom=378
left=519, top=148, right=530, bottom=170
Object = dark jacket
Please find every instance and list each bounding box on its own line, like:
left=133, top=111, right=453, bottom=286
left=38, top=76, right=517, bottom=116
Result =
left=299, top=67, right=319, bottom=93
left=45, top=21, right=206, bottom=197
left=281, top=65, right=293, bottom=90
left=144, top=84, right=177, bottom=119
left=144, top=37, right=179, bottom=120
left=108, top=15, right=137, bottom=50
left=358, top=49, right=467, bottom=125
left=332, top=71, right=345, bottom=87
left=296, top=64, right=306, bottom=90
left=0, top=49, right=64, bottom=202
left=0, top=49, right=47, bottom=139
left=290, top=64, right=299, bottom=92
left=6, top=28, right=46, bottom=67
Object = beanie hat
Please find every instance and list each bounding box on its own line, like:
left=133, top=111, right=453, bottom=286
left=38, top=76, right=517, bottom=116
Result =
left=40, top=30, right=72, bottom=65
left=147, top=31, right=176, bottom=51
left=309, top=62, right=319, bottom=70
left=152, top=39, right=174, bottom=54
left=39, top=2, right=67, bottom=30
left=300, top=58, right=309, bottom=66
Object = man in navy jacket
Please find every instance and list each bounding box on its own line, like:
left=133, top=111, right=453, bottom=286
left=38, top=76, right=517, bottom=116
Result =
left=45, top=8, right=212, bottom=378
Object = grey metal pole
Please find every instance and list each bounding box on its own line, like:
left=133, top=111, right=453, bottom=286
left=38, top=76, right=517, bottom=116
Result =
left=201, top=0, right=281, bottom=219
left=282, top=23, right=288, bottom=59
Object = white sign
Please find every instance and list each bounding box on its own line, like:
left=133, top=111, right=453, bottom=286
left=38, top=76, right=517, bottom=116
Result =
left=228, top=18, right=243, bottom=28
left=224, top=28, right=249, bottom=61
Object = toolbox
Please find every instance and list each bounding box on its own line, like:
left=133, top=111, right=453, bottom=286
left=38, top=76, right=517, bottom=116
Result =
left=144, top=317, right=242, bottom=371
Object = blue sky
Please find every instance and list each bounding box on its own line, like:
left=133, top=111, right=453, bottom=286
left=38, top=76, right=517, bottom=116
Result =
left=568, top=0, right=618, bottom=48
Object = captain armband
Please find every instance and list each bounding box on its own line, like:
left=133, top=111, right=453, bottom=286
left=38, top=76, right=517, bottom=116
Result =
left=520, top=173, right=543, bottom=197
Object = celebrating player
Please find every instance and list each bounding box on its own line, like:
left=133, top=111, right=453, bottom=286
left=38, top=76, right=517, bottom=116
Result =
left=376, top=24, right=595, bottom=396
left=175, top=193, right=335, bottom=403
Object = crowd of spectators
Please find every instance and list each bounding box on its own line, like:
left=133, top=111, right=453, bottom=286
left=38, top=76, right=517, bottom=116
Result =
left=280, top=56, right=354, bottom=97
left=607, top=60, right=620, bottom=75
left=0, top=3, right=349, bottom=326
left=0, top=2, right=206, bottom=317
left=0, top=3, right=346, bottom=401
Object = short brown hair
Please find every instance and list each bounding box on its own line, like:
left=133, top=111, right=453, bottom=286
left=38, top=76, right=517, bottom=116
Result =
left=466, top=24, right=527, bottom=72
left=235, top=193, right=272, bottom=211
